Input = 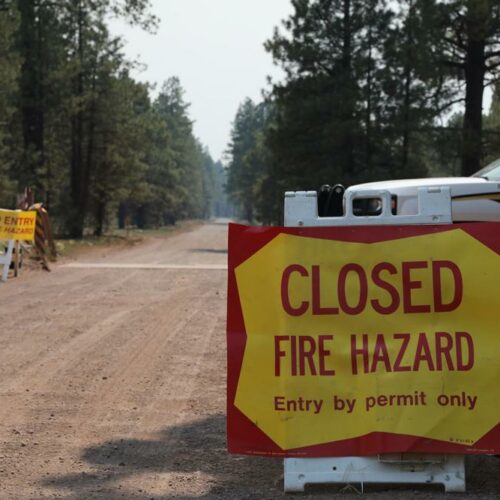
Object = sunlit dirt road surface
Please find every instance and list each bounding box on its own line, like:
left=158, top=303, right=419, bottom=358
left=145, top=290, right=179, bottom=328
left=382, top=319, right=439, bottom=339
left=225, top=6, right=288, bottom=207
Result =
left=0, top=222, right=498, bottom=499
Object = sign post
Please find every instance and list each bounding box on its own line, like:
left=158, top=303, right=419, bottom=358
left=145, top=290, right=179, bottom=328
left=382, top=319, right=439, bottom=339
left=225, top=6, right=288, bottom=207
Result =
left=227, top=187, right=500, bottom=493
left=0, top=209, right=37, bottom=282
left=0, top=240, right=14, bottom=282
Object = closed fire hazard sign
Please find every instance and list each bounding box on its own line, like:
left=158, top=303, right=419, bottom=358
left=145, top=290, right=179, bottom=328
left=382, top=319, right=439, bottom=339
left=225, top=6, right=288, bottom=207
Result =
left=227, top=223, right=500, bottom=457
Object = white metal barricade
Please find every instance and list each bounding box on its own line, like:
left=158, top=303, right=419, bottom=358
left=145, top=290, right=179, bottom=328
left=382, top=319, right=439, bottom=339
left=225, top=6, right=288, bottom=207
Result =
left=0, top=240, right=14, bottom=282
left=283, top=186, right=466, bottom=493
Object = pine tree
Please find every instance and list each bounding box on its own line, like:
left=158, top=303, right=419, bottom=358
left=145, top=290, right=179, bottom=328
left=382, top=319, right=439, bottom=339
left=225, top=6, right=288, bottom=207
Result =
left=2, top=0, right=216, bottom=236
left=199, top=144, right=216, bottom=219
left=90, top=71, right=152, bottom=236
left=436, top=0, right=500, bottom=175
left=483, top=83, right=500, bottom=163
left=212, top=161, right=233, bottom=218
left=14, top=0, right=155, bottom=235
left=226, top=99, right=270, bottom=222
left=140, top=77, right=213, bottom=227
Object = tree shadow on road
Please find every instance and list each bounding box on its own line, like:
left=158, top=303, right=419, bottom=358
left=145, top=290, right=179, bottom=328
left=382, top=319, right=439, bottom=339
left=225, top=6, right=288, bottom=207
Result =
left=41, top=414, right=500, bottom=499
left=189, top=248, right=228, bottom=254
left=41, top=413, right=282, bottom=499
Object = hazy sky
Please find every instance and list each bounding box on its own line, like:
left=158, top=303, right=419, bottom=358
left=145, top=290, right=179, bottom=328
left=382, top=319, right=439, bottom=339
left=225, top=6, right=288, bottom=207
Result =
left=110, top=0, right=293, bottom=161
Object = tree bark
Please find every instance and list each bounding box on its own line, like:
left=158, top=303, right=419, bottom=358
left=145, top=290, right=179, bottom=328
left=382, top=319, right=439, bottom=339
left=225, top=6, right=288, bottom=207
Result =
left=462, top=37, right=485, bottom=176
left=365, top=19, right=373, bottom=174
left=341, top=0, right=355, bottom=174
left=401, top=1, right=414, bottom=174
left=461, top=3, right=488, bottom=177
left=94, top=198, right=105, bottom=237
left=19, top=0, right=45, bottom=189
left=70, top=0, right=85, bottom=237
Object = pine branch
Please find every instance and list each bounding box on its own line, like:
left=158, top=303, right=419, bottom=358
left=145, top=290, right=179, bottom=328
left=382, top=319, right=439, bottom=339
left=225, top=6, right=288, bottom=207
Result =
left=486, top=60, right=500, bottom=71
left=435, top=96, right=466, bottom=114
left=444, top=36, right=465, bottom=50
left=483, top=79, right=498, bottom=88
left=440, top=59, right=465, bottom=69
left=485, top=49, right=500, bottom=60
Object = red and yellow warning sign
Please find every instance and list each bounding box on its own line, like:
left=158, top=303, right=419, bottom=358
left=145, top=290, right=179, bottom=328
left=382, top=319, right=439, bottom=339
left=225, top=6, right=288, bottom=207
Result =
left=0, top=209, right=36, bottom=241
left=227, top=223, right=500, bottom=457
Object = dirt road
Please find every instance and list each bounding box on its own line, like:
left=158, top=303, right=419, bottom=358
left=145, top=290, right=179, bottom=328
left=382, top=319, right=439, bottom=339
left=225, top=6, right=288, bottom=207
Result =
left=0, top=222, right=498, bottom=499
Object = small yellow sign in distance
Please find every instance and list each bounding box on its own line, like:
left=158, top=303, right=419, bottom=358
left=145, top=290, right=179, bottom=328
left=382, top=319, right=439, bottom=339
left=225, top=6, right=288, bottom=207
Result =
left=0, top=209, right=37, bottom=241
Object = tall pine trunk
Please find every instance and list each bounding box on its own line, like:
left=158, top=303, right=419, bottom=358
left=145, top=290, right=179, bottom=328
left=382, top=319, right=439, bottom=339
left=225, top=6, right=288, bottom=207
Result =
left=401, top=0, right=414, bottom=174
left=462, top=38, right=485, bottom=176
left=70, top=0, right=86, bottom=237
left=95, top=198, right=106, bottom=237
left=341, top=0, right=355, bottom=174
left=365, top=20, right=373, bottom=175
left=19, top=0, right=45, bottom=190
left=461, top=3, right=488, bottom=176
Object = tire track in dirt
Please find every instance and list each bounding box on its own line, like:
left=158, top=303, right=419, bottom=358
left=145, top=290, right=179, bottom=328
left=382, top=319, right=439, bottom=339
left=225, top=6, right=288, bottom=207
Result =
left=0, top=267, right=144, bottom=386
left=74, top=273, right=224, bottom=431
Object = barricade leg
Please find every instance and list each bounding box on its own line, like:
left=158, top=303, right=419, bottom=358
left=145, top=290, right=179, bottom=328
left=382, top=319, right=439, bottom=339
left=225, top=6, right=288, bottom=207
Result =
left=284, top=455, right=466, bottom=493
left=1, top=240, right=15, bottom=282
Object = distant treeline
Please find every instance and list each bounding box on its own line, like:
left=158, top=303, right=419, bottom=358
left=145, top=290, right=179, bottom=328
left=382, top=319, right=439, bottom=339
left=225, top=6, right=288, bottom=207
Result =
left=0, top=0, right=231, bottom=237
left=226, top=0, right=500, bottom=224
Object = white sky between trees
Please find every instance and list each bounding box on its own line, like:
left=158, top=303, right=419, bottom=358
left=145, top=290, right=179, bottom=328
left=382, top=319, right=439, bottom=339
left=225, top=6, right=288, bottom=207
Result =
left=110, top=0, right=293, bottom=162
